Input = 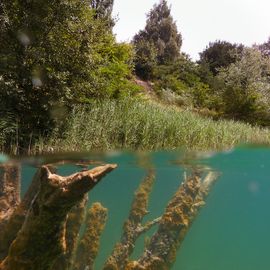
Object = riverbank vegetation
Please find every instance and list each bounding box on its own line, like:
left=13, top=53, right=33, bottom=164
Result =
left=1, top=0, right=270, bottom=154
left=8, top=99, right=270, bottom=154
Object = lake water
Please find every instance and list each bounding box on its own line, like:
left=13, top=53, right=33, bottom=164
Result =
left=1, top=146, right=270, bottom=269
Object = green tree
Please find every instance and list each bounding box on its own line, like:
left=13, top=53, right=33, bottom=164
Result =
left=217, top=47, right=270, bottom=125
left=132, top=38, right=157, bottom=80
left=199, top=40, right=243, bottom=75
left=0, top=0, right=134, bottom=150
left=258, top=37, right=270, bottom=57
left=152, top=54, right=213, bottom=108
left=133, top=0, right=182, bottom=78
left=90, top=0, right=114, bottom=27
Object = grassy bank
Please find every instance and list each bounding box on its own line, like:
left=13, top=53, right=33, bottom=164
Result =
left=36, top=98, right=270, bottom=152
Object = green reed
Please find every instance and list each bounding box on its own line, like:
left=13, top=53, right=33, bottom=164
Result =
left=40, top=98, right=270, bottom=152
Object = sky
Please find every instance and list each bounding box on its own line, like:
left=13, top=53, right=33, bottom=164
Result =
left=112, top=0, right=270, bottom=60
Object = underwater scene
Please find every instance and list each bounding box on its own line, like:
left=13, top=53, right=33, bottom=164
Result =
left=1, top=146, right=270, bottom=270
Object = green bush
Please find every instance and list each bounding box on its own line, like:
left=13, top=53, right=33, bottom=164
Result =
left=217, top=47, right=270, bottom=125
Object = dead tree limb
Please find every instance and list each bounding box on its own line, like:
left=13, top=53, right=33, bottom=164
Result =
left=0, top=166, right=58, bottom=261
left=51, top=194, right=88, bottom=270
left=127, top=171, right=219, bottom=270
left=0, top=164, right=117, bottom=270
left=104, top=170, right=159, bottom=270
left=73, top=202, right=108, bottom=270
left=0, top=163, right=20, bottom=222
left=0, top=163, right=21, bottom=261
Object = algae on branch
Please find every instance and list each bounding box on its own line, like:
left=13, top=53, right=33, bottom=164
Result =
left=0, top=162, right=116, bottom=270
left=0, top=159, right=219, bottom=270
left=104, top=170, right=160, bottom=270
left=129, top=171, right=218, bottom=269
left=73, top=202, right=108, bottom=270
left=105, top=169, right=218, bottom=270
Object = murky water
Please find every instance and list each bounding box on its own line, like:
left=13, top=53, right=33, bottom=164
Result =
left=1, top=146, right=270, bottom=269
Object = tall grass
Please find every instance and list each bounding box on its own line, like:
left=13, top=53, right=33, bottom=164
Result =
left=0, top=112, right=18, bottom=154
left=40, top=98, right=270, bottom=152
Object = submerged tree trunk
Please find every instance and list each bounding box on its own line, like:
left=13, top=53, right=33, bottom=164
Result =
left=0, top=167, right=44, bottom=261
left=0, top=163, right=21, bottom=261
left=127, top=171, right=219, bottom=269
left=0, top=163, right=117, bottom=270
left=0, top=157, right=219, bottom=270
left=73, top=202, right=108, bottom=270
left=0, top=163, right=20, bottom=223
left=51, top=194, right=88, bottom=270
left=104, top=170, right=160, bottom=270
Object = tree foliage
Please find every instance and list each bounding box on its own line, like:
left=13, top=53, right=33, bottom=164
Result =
left=133, top=0, right=182, bottom=79
left=90, top=0, right=114, bottom=27
left=217, top=47, right=270, bottom=124
left=132, top=40, right=157, bottom=80
left=257, top=37, right=270, bottom=57
left=199, top=40, right=243, bottom=75
left=0, top=0, right=134, bottom=149
left=152, top=54, right=212, bottom=108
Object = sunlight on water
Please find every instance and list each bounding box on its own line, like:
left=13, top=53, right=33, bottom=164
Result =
left=1, top=147, right=270, bottom=269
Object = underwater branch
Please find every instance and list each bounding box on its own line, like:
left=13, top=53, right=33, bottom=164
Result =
left=0, top=163, right=117, bottom=270
left=128, top=171, right=219, bottom=269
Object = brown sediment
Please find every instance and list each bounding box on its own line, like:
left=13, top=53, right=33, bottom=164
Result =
left=126, top=171, right=219, bottom=270
left=104, top=170, right=161, bottom=270
left=73, top=202, right=108, bottom=270
left=0, top=163, right=117, bottom=270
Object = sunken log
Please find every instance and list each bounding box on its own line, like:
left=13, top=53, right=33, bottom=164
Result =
left=73, top=202, right=108, bottom=270
left=0, top=163, right=21, bottom=261
left=0, top=167, right=45, bottom=261
left=51, top=194, right=88, bottom=270
left=0, top=164, right=117, bottom=270
left=104, top=170, right=160, bottom=270
left=127, top=171, right=218, bottom=270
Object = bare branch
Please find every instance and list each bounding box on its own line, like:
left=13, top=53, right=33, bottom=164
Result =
left=73, top=202, right=108, bottom=270
left=129, top=171, right=219, bottom=270
left=104, top=170, right=157, bottom=270
left=51, top=194, right=88, bottom=270
left=0, top=163, right=20, bottom=223
left=0, top=164, right=117, bottom=270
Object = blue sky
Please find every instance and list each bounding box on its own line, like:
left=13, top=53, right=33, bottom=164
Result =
left=112, top=0, right=270, bottom=60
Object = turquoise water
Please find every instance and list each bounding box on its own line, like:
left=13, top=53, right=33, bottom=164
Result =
left=3, top=147, right=270, bottom=269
